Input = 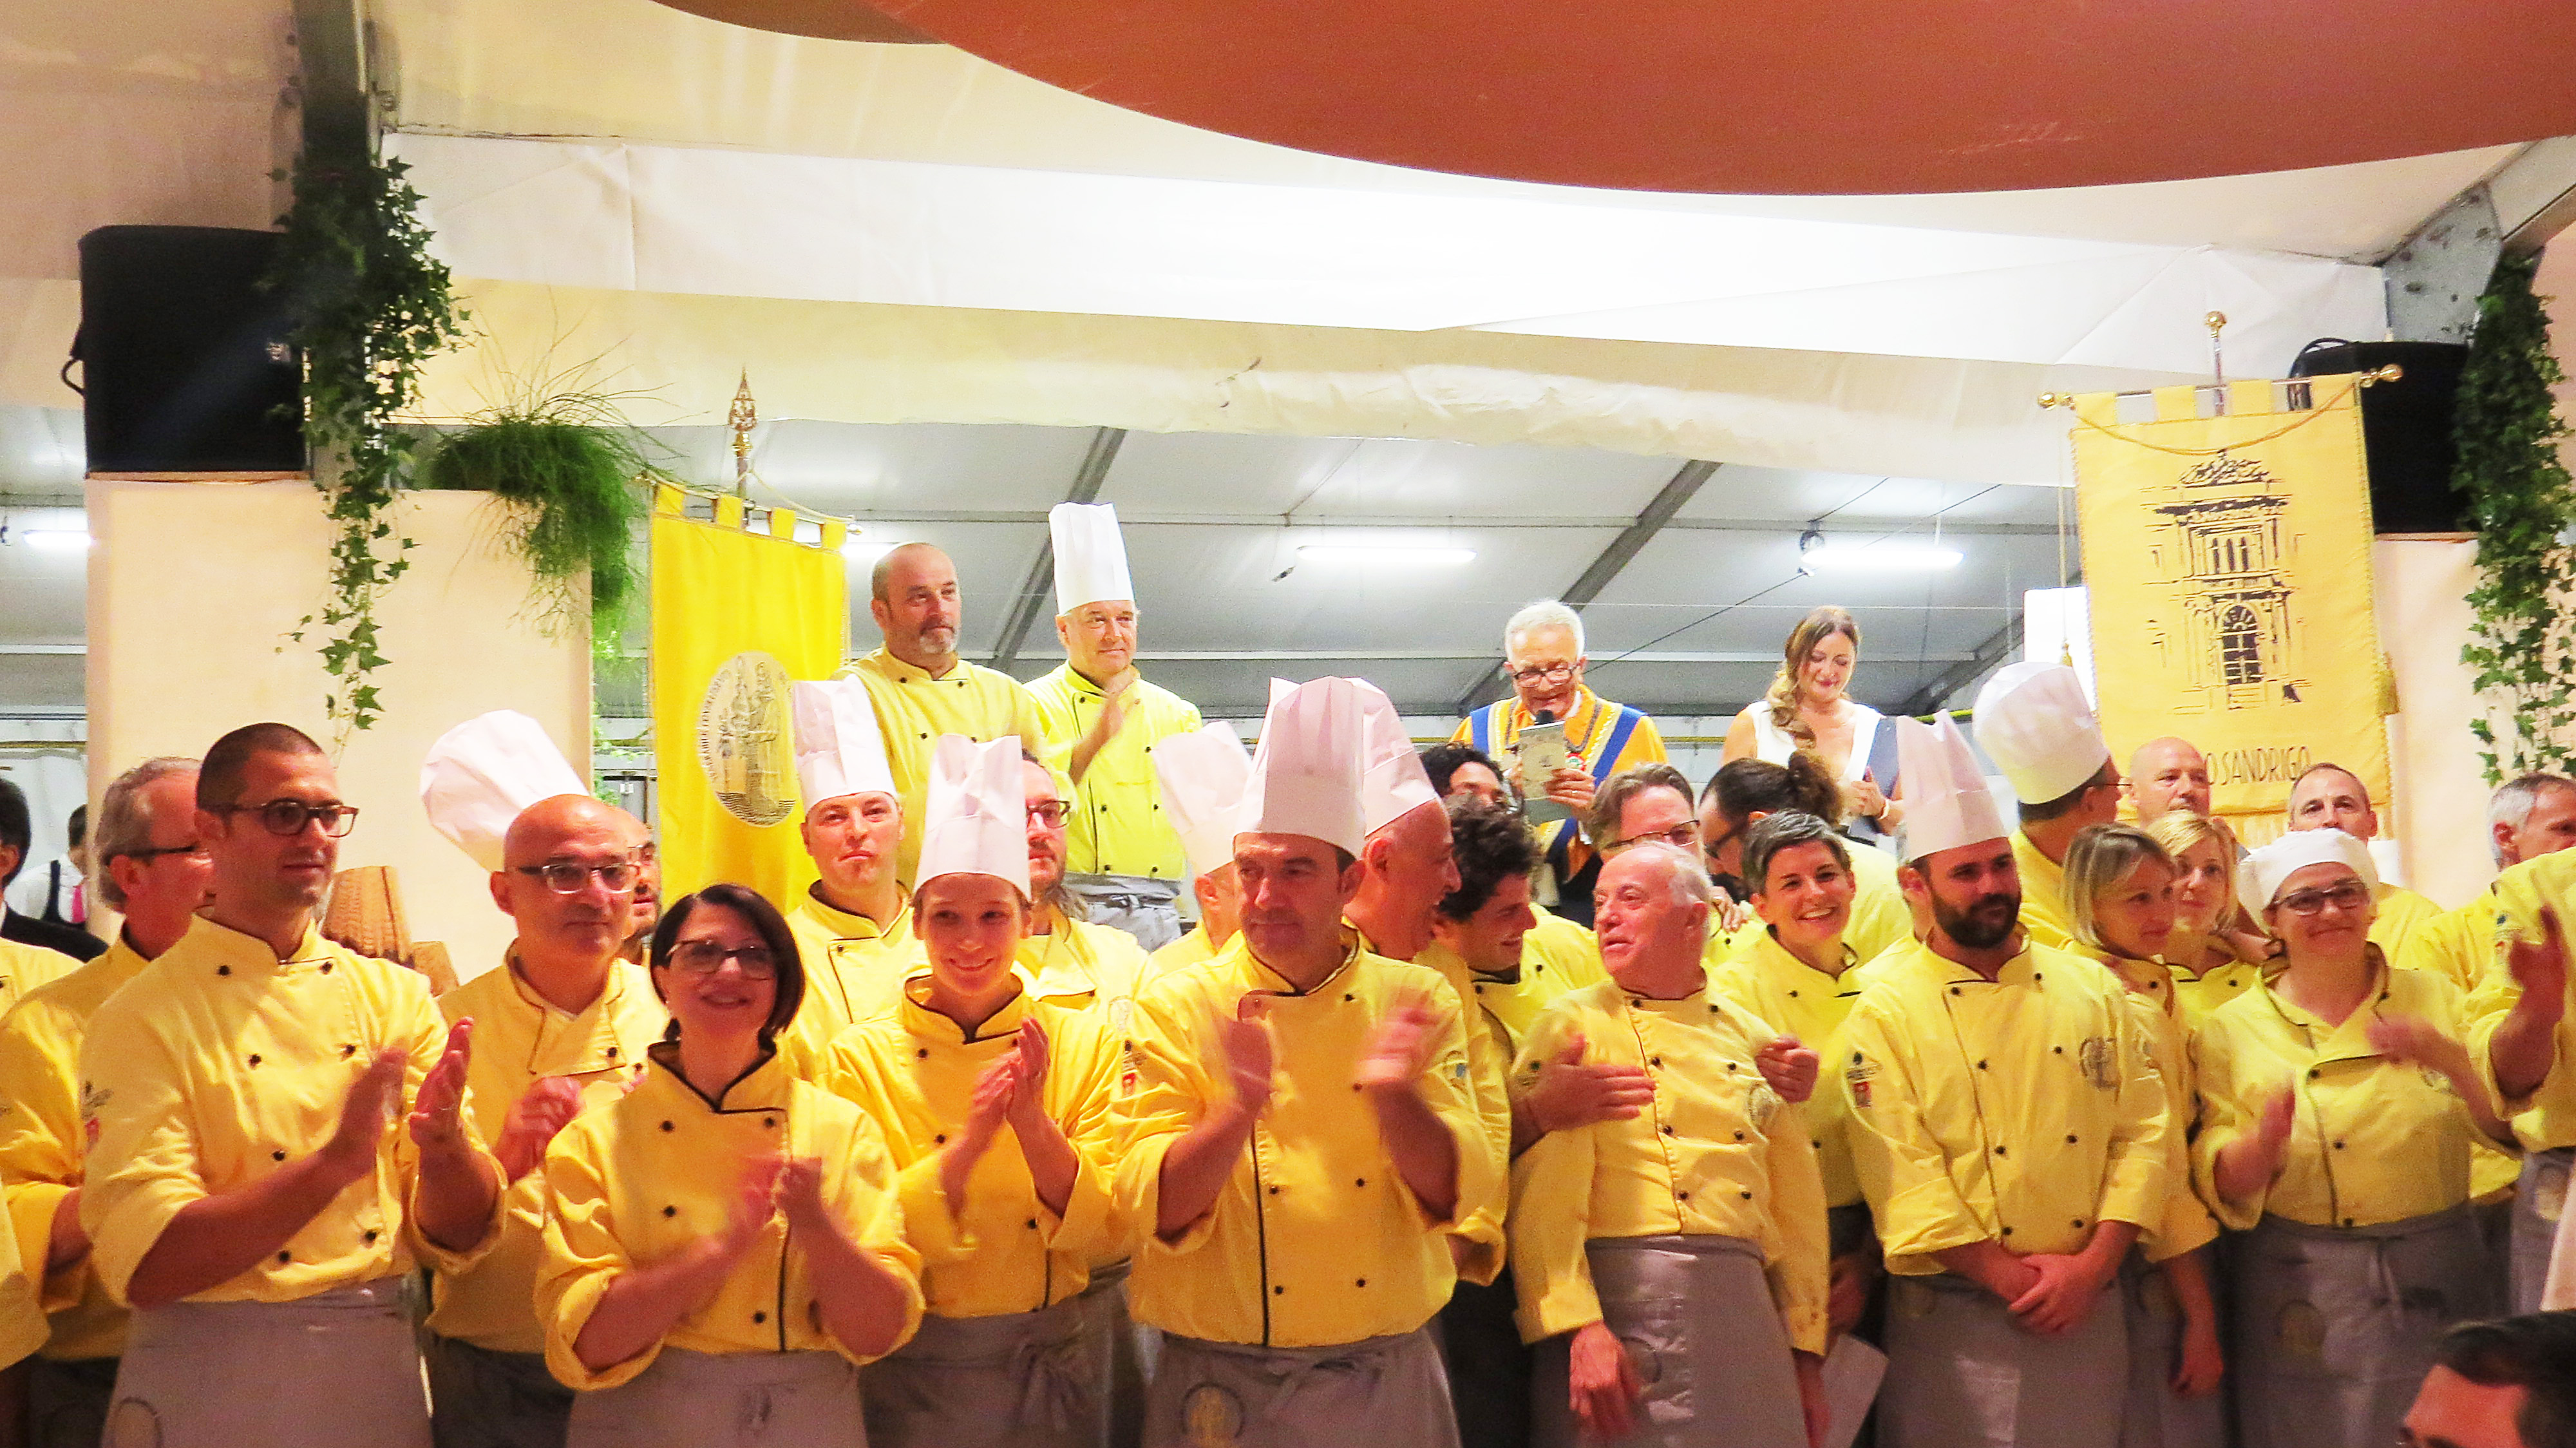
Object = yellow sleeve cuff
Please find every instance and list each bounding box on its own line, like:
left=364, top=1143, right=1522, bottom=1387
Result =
left=5, top=1182, right=77, bottom=1315
left=542, top=1268, right=660, bottom=1393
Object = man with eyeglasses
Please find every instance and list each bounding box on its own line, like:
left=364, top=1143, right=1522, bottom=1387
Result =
left=2287, top=761, right=2443, bottom=958
left=1030, top=502, right=1205, bottom=953
left=422, top=746, right=668, bottom=1448
left=1585, top=765, right=1740, bottom=962
left=1450, top=601, right=1669, bottom=928
left=78, top=721, right=504, bottom=1446
left=1973, top=662, right=2126, bottom=954
left=779, top=680, right=918, bottom=1074
left=1014, top=750, right=1157, bottom=1029
left=0, top=757, right=213, bottom=1443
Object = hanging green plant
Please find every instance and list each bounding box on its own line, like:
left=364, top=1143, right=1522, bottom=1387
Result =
left=264, top=150, right=467, bottom=735
left=2454, top=249, right=2576, bottom=782
left=417, top=385, right=659, bottom=642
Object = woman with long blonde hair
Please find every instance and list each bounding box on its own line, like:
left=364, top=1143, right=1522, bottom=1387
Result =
left=1722, top=606, right=1899, bottom=832
left=2144, top=811, right=2266, bottom=1022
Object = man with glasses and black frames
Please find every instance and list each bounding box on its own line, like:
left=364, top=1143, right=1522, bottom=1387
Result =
left=1013, top=748, right=1158, bottom=1029
left=1450, top=601, right=1669, bottom=928
left=78, top=722, right=504, bottom=1447
left=0, top=756, right=213, bottom=1444
left=1585, top=765, right=1739, bottom=958
left=418, top=713, right=668, bottom=1448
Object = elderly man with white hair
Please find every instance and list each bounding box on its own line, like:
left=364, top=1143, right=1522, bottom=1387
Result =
left=1451, top=600, right=1669, bottom=928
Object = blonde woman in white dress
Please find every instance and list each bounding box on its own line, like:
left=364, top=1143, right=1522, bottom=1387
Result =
left=1723, top=605, right=1899, bottom=834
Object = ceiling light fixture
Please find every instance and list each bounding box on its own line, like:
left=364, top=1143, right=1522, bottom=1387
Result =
left=1295, top=544, right=1477, bottom=566
left=1801, top=542, right=1961, bottom=571
left=21, top=529, right=92, bottom=553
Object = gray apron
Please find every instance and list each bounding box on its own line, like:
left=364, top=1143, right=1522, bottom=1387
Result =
left=860, top=1295, right=1101, bottom=1448
left=1144, top=1328, right=1457, bottom=1448
left=2226, top=1205, right=2497, bottom=1448
left=565, top=1347, right=863, bottom=1448
left=1880, top=1270, right=2126, bottom=1448
left=426, top=1333, right=574, bottom=1448
left=1530, top=1235, right=1806, bottom=1448
left=2510, top=1145, right=2571, bottom=1313
left=2118, top=1253, right=2225, bottom=1448
left=106, top=1277, right=428, bottom=1448
left=1063, top=875, right=1182, bottom=953
left=1081, top=1261, right=1152, bottom=1448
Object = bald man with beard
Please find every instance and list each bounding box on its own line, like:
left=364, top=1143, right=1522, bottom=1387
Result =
left=426, top=795, right=670, bottom=1448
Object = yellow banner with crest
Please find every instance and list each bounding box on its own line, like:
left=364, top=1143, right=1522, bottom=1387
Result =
left=2070, top=376, right=2391, bottom=837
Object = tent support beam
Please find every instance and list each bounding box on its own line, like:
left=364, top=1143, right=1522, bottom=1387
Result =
left=988, top=426, right=1127, bottom=676
left=1450, top=458, right=1719, bottom=718
left=1899, top=613, right=2024, bottom=718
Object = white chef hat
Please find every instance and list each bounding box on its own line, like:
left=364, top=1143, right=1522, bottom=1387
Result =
left=1973, top=661, right=2112, bottom=805
left=421, top=710, right=589, bottom=872
left=1153, top=723, right=1255, bottom=880
left=1895, top=714, right=2010, bottom=862
left=1051, top=501, right=1135, bottom=614
left=2238, top=827, right=2378, bottom=913
left=1352, top=678, right=1440, bottom=839
left=790, top=678, right=896, bottom=814
left=1238, top=676, right=1370, bottom=858
left=916, top=734, right=1030, bottom=899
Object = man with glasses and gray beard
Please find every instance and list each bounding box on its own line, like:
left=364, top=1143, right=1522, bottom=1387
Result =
left=1841, top=715, right=2172, bottom=1448
left=78, top=722, right=504, bottom=1447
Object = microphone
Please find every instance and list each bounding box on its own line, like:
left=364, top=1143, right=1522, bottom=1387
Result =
left=1534, top=709, right=1555, bottom=725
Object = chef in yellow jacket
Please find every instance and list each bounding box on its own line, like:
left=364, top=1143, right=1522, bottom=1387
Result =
left=844, top=543, right=1052, bottom=885
left=2285, top=762, right=2443, bottom=957
left=1973, top=662, right=2126, bottom=954
left=2463, top=839, right=2576, bottom=1313
left=1146, top=725, right=1253, bottom=979
left=1513, top=841, right=1831, bottom=1448
left=2141, top=811, right=2266, bottom=1023
left=1029, top=502, right=1204, bottom=953
left=1842, top=715, right=2172, bottom=1448
left=1710, top=811, right=1885, bottom=1351
left=0, top=756, right=211, bottom=1441
left=416, top=711, right=670, bottom=1448
left=820, top=734, right=1127, bottom=1447
left=1114, top=676, right=1499, bottom=1448
left=2400, top=773, right=2576, bottom=995
left=1015, top=754, right=1159, bottom=1027
left=80, top=723, right=505, bottom=1448
left=2059, top=824, right=2225, bottom=1448
left=1697, top=754, right=1912, bottom=966
left=779, top=678, right=917, bottom=1074
left=0, top=940, right=75, bottom=1029
left=2193, top=829, right=2548, bottom=1448
left=535, top=882, right=922, bottom=1447
left=1423, top=741, right=1612, bottom=1011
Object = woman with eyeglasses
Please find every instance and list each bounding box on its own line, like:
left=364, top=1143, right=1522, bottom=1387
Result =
left=1722, top=606, right=1900, bottom=836
left=1700, top=756, right=1911, bottom=966
left=535, top=883, right=922, bottom=1447
left=2191, top=830, right=2534, bottom=1448
left=2143, top=812, right=2266, bottom=1024
left=2060, top=823, right=2224, bottom=1447
left=820, top=735, right=1127, bottom=1448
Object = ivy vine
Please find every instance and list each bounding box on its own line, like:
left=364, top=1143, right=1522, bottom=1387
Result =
left=2456, top=250, right=2576, bottom=782
left=264, top=151, right=466, bottom=735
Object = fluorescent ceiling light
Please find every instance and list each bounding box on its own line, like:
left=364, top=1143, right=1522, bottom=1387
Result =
left=1802, top=542, right=1960, bottom=571
left=21, top=529, right=91, bottom=553
left=1296, top=544, right=1476, bottom=566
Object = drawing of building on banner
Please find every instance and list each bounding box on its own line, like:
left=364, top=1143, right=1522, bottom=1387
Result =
left=2142, top=453, right=2302, bottom=713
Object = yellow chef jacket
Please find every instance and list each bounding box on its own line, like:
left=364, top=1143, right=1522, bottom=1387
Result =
left=1435, top=931, right=1607, bottom=1061
left=2385, top=894, right=2523, bottom=1197
left=2468, top=848, right=2576, bottom=1152
left=2370, top=883, right=2443, bottom=961
left=1028, top=665, right=1201, bottom=883
left=819, top=981, right=1123, bottom=1319
left=1113, top=933, right=1499, bottom=1348
left=80, top=918, right=502, bottom=1307
left=2192, top=962, right=2483, bottom=1231
left=0, top=1162, right=47, bottom=1373
left=0, top=936, right=152, bottom=1359
left=1839, top=841, right=1915, bottom=967
left=1841, top=937, right=2172, bottom=1275
left=426, top=953, right=667, bottom=1355
left=2011, top=831, right=2079, bottom=953
left=1356, top=924, right=1508, bottom=1286
left=0, top=940, right=77, bottom=1021
left=1710, top=930, right=1868, bottom=1210
left=2096, top=956, right=2219, bottom=1261
left=1508, top=978, right=1830, bottom=1354
left=2164, top=935, right=2264, bottom=1026
left=845, top=647, right=1052, bottom=884
left=536, top=1043, right=924, bottom=1389
left=1021, top=916, right=1159, bottom=1033
left=781, top=893, right=916, bottom=1076
left=1524, top=911, right=1601, bottom=984
left=1150, top=924, right=1222, bottom=979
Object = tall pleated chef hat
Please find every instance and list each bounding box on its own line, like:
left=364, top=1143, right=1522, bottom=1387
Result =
left=790, top=678, right=897, bottom=814
left=1236, top=676, right=1372, bottom=857
left=1051, top=501, right=1135, bottom=614
left=1153, top=722, right=1255, bottom=880
left=421, top=710, right=589, bottom=872
left=1973, top=661, right=2112, bottom=805
left=1894, top=713, right=2010, bottom=863
left=1352, top=677, right=1441, bottom=838
left=917, top=734, right=1030, bottom=898
left=2238, top=826, right=2378, bottom=913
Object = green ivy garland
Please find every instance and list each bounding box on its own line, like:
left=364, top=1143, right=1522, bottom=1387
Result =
left=2456, top=250, right=2576, bottom=782
left=264, top=151, right=466, bottom=735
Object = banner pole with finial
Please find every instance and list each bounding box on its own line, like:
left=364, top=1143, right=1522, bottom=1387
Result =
left=728, top=370, right=758, bottom=501
left=2206, top=311, right=2228, bottom=414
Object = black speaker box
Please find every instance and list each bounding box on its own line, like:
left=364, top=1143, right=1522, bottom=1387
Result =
left=74, top=225, right=304, bottom=475
left=2287, top=338, right=2470, bottom=535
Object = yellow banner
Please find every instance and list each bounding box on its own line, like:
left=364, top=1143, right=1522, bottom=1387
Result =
left=650, top=488, right=848, bottom=906
left=2071, top=377, right=2390, bottom=827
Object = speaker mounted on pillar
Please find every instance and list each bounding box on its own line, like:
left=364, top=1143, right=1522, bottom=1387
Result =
left=73, top=226, right=305, bottom=477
